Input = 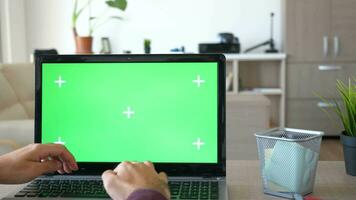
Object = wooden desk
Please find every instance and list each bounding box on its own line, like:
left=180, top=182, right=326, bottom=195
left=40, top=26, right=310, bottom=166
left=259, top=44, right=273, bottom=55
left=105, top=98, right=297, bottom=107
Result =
left=1, top=161, right=355, bottom=199
left=227, top=160, right=356, bottom=200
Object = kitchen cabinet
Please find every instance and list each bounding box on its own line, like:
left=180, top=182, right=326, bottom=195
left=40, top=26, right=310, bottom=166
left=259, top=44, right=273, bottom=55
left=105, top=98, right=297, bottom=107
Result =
left=331, top=0, right=356, bottom=61
left=285, top=0, right=356, bottom=63
left=284, top=0, right=356, bottom=135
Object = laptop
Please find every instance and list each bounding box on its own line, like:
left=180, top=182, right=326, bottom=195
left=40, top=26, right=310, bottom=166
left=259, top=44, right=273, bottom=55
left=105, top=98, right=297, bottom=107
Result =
left=4, top=54, right=227, bottom=200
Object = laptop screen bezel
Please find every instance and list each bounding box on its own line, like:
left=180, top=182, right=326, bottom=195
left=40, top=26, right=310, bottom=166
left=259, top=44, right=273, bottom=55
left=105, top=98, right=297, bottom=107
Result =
left=35, top=54, right=226, bottom=177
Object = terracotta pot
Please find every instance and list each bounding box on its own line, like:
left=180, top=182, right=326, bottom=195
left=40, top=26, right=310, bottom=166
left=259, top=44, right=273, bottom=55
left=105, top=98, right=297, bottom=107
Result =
left=75, top=36, right=93, bottom=54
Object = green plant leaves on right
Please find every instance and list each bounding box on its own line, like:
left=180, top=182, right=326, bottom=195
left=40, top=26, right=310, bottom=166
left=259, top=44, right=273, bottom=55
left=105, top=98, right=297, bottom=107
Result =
left=318, top=78, right=356, bottom=137
left=106, top=0, right=127, bottom=11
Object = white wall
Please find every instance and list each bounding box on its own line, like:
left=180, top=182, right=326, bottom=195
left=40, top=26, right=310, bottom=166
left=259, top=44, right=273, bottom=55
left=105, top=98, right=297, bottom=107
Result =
left=0, top=22, right=2, bottom=62
left=24, top=0, right=282, bottom=56
left=24, top=0, right=73, bottom=57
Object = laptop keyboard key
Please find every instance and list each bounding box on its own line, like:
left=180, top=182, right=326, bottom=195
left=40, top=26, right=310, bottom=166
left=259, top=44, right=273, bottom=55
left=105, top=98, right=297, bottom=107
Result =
left=48, top=192, right=61, bottom=197
left=38, top=192, right=50, bottom=197
left=14, top=191, right=27, bottom=197
left=26, top=192, right=38, bottom=197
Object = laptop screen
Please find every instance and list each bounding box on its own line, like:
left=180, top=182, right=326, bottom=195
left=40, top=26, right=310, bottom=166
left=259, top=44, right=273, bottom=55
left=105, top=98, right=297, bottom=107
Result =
left=40, top=61, right=218, bottom=164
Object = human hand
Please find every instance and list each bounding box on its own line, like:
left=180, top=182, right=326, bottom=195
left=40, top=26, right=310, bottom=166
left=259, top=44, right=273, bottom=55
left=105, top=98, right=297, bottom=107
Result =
left=0, top=144, right=78, bottom=184
left=102, top=161, right=170, bottom=200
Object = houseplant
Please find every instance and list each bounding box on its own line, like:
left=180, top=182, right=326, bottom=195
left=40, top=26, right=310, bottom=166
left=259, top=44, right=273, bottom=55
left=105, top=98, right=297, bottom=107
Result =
left=144, top=39, right=151, bottom=54
left=319, top=77, right=356, bottom=176
left=72, top=0, right=127, bottom=54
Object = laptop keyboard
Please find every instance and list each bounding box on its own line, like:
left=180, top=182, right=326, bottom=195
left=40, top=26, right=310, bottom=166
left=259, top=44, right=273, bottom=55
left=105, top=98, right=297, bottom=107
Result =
left=169, top=181, right=219, bottom=199
left=15, top=179, right=109, bottom=198
left=15, top=179, right=219, bottom=199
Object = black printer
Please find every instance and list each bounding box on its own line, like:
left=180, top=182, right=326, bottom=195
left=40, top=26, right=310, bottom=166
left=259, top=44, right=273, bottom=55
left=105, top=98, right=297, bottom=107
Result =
left=199, top=33, right=240, bottom=53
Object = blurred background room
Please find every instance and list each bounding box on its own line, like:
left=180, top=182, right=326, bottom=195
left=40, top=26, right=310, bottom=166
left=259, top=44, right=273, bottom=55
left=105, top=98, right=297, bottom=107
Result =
left=1, top=0, right=355, bottom=162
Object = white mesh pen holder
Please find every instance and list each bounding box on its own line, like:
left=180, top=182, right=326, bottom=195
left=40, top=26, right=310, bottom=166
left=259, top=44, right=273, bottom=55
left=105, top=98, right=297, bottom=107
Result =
left=255, top=128, right=323, bottom=199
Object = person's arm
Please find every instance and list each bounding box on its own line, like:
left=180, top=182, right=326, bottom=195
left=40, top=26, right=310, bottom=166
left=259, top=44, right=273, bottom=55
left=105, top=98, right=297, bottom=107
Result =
left=0, top=143, right=78, bottom=184
left=102, top=161, right=170, bottom=200
left=126, top=189, right=167, bottom=200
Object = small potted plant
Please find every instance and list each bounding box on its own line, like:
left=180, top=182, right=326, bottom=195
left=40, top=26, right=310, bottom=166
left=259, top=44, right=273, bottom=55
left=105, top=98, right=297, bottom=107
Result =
left=72, top=0, right=127, bottom=54
left=319, top=78, right=356, bottom=176
left=144, top=39, right=151, bottom=54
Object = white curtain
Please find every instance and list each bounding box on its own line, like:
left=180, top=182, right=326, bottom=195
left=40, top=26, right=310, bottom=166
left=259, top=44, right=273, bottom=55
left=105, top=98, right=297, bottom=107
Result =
left=0, top=25, right=3, bottom=63
left=0, top=0, right=28, bottom=63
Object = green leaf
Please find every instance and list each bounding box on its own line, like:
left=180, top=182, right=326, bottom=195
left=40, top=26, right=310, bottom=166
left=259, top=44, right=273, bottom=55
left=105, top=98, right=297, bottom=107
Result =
left=314, top=92, right=340, bottom=128
left=110, top=16, right=124, bottom=20
left=72, top=0, right=93, bottom=27
left=316, top=77, right=356, bottom=137
left=72, top=0, right=79, bottom=26
left=106, top=0, right=127, bottom=11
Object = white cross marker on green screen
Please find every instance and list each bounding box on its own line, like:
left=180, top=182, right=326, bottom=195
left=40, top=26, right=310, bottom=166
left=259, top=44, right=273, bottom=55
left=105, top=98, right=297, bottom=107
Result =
left=123, top=107, right=135, bottom=119
left=55, top=137, right=65, bottom=145
left=193, top=75, right=205, bottom=87
left=193, top=138, right=205, bottom=150
left=54, top=76, right=66, bottom=88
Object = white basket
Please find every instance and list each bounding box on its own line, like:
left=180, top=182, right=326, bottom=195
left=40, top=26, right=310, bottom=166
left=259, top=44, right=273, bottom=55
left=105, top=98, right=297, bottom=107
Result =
left=255, top=128, right=324, bottom=199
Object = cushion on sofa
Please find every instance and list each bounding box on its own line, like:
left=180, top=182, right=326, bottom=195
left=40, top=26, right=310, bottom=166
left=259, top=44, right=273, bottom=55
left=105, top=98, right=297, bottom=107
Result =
left=0, top=63, right=34, bottom=119
left=0, top=120, right=34, bottom=155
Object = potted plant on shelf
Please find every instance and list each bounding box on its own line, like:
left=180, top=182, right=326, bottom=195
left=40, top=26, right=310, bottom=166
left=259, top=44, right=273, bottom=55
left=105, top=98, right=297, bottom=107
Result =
left=144, top=39, right=151, bottom=54
left=72, top=0, right=127, bottom=54
left=319, top=77, right=356, bottom=176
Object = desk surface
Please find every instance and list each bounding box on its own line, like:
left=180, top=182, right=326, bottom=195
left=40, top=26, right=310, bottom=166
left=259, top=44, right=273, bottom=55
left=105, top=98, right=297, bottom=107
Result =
left=227, top=160, right=356, bottom=200
left=1, top=160, right=355, bottom=200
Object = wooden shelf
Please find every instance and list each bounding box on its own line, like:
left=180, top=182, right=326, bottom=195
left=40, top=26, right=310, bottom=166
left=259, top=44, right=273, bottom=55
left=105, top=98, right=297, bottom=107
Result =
left=225, top=53, right=287, bottom=61
left=239, top=88, right=283, bottom=95
left=225, top=53, right=286, bottom=127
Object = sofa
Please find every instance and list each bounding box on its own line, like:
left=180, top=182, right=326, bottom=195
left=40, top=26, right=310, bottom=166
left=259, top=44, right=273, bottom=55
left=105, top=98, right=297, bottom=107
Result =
left=0, top=63, right=34, bottom=120
left=0, top=63, right=270, bottom=159
left=0, top=63, right=34, bottom=155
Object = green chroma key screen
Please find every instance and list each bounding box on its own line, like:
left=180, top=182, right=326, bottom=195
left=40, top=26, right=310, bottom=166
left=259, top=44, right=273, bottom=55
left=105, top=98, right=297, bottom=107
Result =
left=41, top=62, right=218, bottom=163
